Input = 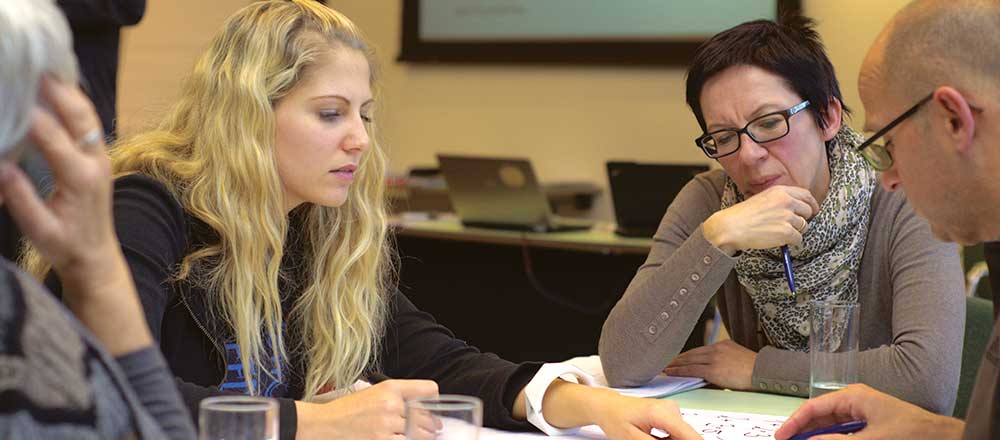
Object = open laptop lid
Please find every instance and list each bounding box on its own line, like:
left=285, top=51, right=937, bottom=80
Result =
left=437, top=154, right=554, bottom=230
left=607, top=161, right=710, bottom=237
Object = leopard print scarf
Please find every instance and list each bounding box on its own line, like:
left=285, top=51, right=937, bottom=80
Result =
left=720, top=127, right=875, bottom=351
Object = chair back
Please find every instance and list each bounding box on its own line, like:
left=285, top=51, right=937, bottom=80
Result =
left=954, top=296, right=995, bottom=418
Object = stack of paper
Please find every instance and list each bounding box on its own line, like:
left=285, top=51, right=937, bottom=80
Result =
left=564, top=355, right=706, bottom=398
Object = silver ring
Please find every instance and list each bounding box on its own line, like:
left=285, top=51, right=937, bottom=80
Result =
left=78, top=129, right=103, bottom=151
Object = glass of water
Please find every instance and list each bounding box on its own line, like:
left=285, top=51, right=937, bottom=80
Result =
left=405, top=395, right=482, bottom=440
left=809, top=300, right=860, bottom=398
left=199, top=396, right=279, bottom=440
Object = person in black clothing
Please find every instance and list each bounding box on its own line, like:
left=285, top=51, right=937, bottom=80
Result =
left=60, top=0, right=147, bottom=138
left=0, top=0, right=146, bottom=261
left=24, top=1, right=702, bottom=439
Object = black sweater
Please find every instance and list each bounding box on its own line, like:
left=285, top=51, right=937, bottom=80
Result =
left=95, top=174, right=541, bottom=439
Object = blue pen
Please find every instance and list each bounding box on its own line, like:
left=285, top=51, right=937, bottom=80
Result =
left=781, top=245, right=796, bottom=293
left=789, top=420, right=867, bottom=440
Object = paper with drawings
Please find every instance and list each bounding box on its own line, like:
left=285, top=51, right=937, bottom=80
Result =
left=675, top=408, right=786, bottom=439
left=563, top=355, right=706, bottom=398
left=476, top=408, right=787, bottom=439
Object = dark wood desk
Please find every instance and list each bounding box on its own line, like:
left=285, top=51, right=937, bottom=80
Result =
left=392, top=219, right=707, bottom=363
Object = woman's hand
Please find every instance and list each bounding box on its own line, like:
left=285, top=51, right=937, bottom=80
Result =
left=295, top=379, right=440, bottom=440
left=516, top=380, right=702, bottom=440
left=591, top=392, right=703, bottom=440
left=702, top=185, right=819, bottom=256
left=664, top=340, right=757, bottom=391
left=0, top=78, right=151, bottom=356
left=1, top=77, right=118, bottom=292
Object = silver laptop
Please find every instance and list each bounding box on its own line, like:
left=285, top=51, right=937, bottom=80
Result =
left=437, top=154, right=592, bottom=233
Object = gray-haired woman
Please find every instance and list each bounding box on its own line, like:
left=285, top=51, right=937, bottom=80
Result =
left=0, top=0, right=193, bottom=438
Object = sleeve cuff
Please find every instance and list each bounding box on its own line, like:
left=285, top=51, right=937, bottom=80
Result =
left=751, top=346, right=809, bottom=396
left=523, top=363, right=597, bottom=436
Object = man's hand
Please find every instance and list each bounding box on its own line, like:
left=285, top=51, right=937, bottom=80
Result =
left=775, top=384, right=964, bottom=440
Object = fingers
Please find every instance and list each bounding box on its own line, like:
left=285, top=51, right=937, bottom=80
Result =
left=405, top=409, right=441, bottom=440
left=788, top=198, right=815, bottom=224
left=648, top=403, right=703, bottom=440
left=39, top=77, right=105, bottom=154
left=775, top=390, right=861, bottom=440
left=0, top=162, right=59, bottom=255
left=758, top=185, right=817, bottom=222
left=623, top=425, right=659, bottom=440
left=386, top=379, right=439, bottom=400
left=781, top=185, right=820, bottom=216
left=666, top=347, right=715, bottom=378
left=669, top=346, right=714, bottom=366
left=663, top=365, right=706, bottom=379
left=811, top=435, right=855, bottom=440
left=785, top=226, right=805, bottom=247
left=26, top=106, right=105, bottom=191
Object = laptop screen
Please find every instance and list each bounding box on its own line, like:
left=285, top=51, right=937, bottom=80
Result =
left=607, top=162, right=709, bottom=236
left=437, top=154, right=552, bottom=229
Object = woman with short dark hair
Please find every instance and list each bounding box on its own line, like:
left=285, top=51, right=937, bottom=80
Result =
left=600, top=16, right=965, bottom=415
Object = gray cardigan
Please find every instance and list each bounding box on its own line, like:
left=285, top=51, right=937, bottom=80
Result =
left=599, top=170, right=965, bottom=415
left=0, top=259, right=195, bottom=439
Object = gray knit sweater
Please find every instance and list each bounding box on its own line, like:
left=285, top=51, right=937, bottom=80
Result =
left=0, top=259, right=195, bottom=439
left=600, top=170, right=965, bottom=415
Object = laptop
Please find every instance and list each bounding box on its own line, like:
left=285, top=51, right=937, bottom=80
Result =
left=437, top=154, right=593, bottom=233
left=607, top=161, right=710, bottom=238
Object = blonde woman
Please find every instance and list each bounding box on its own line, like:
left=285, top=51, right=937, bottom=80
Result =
left=26, top=1, right=702, bottom=439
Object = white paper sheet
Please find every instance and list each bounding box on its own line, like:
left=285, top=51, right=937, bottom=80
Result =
left=476, top=408, right=787, bottom=440
left=675, top=408, right=786, bottom=439
left=564, top=355, right=706, bottom=398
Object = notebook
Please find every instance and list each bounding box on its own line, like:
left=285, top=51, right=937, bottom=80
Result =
left=437, top=154, right=593, bottom=233
left=606, top=162, right=710, bottom=238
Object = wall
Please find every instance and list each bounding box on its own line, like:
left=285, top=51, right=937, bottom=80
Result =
left=117, top=0, right=911, bottom=220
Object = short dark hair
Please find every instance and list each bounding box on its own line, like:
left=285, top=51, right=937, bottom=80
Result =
left=685, top=15, right=850, bottom=134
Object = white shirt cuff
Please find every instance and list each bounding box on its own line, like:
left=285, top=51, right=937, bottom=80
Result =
left=523, top=362, right=598, bottom=436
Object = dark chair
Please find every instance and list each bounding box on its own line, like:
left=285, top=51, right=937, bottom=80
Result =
left=954, top=296, right=994, bottom=418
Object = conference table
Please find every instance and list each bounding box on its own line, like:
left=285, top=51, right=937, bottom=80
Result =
left=670, top=388, right=805, bottom=416
left=392, top=215, right=654, bottom=255
left=483, top=389, right=806, bottom=439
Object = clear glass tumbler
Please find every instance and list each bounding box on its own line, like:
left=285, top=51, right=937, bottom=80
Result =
left=405, top=394, right=483, bottom=440
left=199, top=395, right=279, bottom=440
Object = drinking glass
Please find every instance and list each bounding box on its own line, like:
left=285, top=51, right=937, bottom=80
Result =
left=199, top=396, right=279, bottom=440
left=809, top=300, right=860, bottom=397
left=405, top=395, right=482, bottom=440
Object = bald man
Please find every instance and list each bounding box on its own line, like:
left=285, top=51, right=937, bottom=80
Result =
left=775, top=1, right=1000, bottom=439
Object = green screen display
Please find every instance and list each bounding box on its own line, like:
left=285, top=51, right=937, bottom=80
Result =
left=420, top=0, right=780, bottom=42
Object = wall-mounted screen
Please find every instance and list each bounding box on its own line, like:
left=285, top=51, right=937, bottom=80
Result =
left=399, top=0, right=802, bottom=65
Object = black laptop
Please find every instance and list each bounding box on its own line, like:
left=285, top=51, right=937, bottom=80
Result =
left=607, top=162, right=710, bottom=238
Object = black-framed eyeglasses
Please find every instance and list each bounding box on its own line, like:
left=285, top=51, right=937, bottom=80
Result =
left=695, top=100, right=811, bottom=159
left=855, top=93, right=933, bottom=171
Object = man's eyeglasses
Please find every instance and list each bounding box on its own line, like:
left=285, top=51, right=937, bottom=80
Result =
left=855, top=93, right=933, bottom=171
left=695, top=100, right=810, bottom=159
